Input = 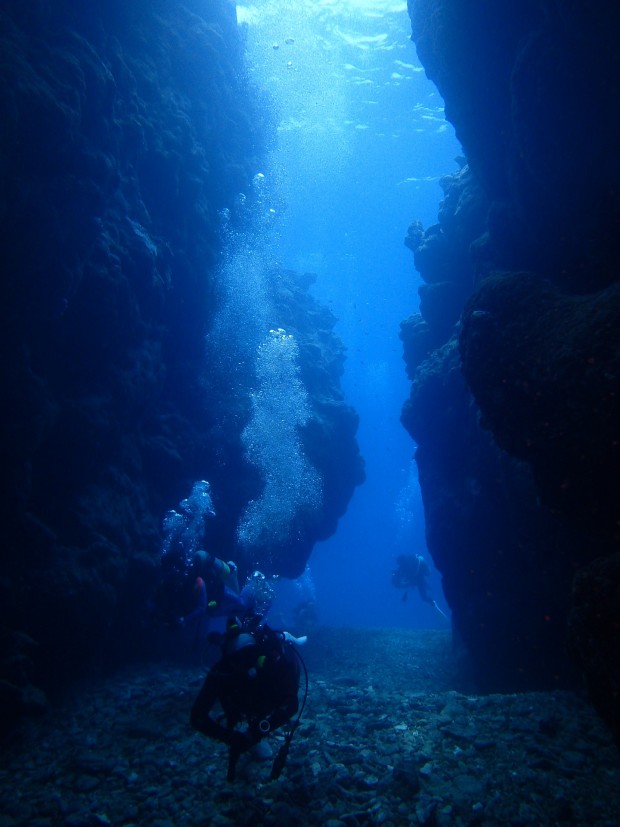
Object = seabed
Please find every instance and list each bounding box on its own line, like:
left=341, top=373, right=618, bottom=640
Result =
left=2, top=628, right=619, bottom=827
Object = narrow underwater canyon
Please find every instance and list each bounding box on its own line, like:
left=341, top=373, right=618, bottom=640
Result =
left=0, top=0, right=618, bottom=751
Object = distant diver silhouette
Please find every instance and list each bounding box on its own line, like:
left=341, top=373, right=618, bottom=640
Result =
left=392, top=554, right=448, bottom=620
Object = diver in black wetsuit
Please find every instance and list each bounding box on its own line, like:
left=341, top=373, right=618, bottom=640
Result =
left=190, top=616, right=307, bottom=781
left=392, top=554, right=448, bottom=619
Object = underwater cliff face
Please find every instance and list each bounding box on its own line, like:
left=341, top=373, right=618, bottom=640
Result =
left=0, top=0, right=362, bottom=719
left=404, top=0, right=620, bottom=738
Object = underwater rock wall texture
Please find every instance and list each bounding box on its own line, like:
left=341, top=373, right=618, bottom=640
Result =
left=405, top=0, right=620, bottom=739
left=0, top=0, right=362, bottom=724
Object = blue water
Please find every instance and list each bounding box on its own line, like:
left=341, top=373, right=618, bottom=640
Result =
left=235, top=0, right=460, bottom=628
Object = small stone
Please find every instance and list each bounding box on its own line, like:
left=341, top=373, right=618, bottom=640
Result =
left=474, top=739, right=496, bottom=751
left=391, top=764, right=421, bottom=798
left=65, top=815, right=92, bottom=827
left=562, top=750, right=586, bottom=769
left=416, top=800, right=437, bottom=827
left=74, top=775, right=100, bottom=792
left=453, top=773, right=484, bottom=797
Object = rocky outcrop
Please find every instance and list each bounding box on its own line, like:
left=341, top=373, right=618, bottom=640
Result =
left=0, top=0, right=362, bottom=726
left=404, top=0, right=620, bottom=735
left=400, top=183, right=582, bottom=691
left=460, top=274, right=620, bottom=541
left=569, top=553, right=620, bottom=747
left=401, top=164, right=488, bottom=377
left=205, top=267, right=366, bottom=580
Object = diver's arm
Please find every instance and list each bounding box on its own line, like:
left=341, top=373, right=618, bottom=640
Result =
left=182, top=577, right=207, bottom=623
left=190, top=673, right=231, bottom=742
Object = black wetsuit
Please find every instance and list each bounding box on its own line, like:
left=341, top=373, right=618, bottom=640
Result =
left=190, top=625, right=300, bottom=777
left=392, top=554, right=433, bottom=604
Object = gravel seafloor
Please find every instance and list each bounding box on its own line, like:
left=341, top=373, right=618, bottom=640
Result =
left=1, top=627, right=619, bottom=827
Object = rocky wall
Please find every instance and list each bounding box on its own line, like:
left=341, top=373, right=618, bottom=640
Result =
left=404, top=0, right=620, bottom=739
left=0, top=0, right=363, bottom=729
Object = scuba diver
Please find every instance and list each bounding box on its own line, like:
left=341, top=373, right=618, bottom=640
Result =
left=391, top=553, right=448, bottom=620
left=152, top=541, right=281, bottom=661
left=179, top=550, right=244, bottom=626
left=152, top=480, right=249, bottom=633
left=190, top=615, right=308, bottom=782
left=152, top=547, right=245, bottom=630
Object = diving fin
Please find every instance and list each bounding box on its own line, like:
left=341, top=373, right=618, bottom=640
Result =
left=283, top=631, right=307, bottom=646
left=432, top=600, right=448, bottom=620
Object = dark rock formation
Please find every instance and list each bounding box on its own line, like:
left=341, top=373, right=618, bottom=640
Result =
left=408, top=0, right=541, bottom=201
left=0, top=0, right=362, bottom=726
left=402, top=334, right=583, bottom=691
left=400, top=157, right=570, bottom=691
left=460, top=274, right=620, bottom=541
left=404, top=0, right=620, bottom=735
left=401, top=165, right=488, bottom=374
left=203, top=267, right=365, bottom=580
left=569, top=554, right=620, bottom=746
